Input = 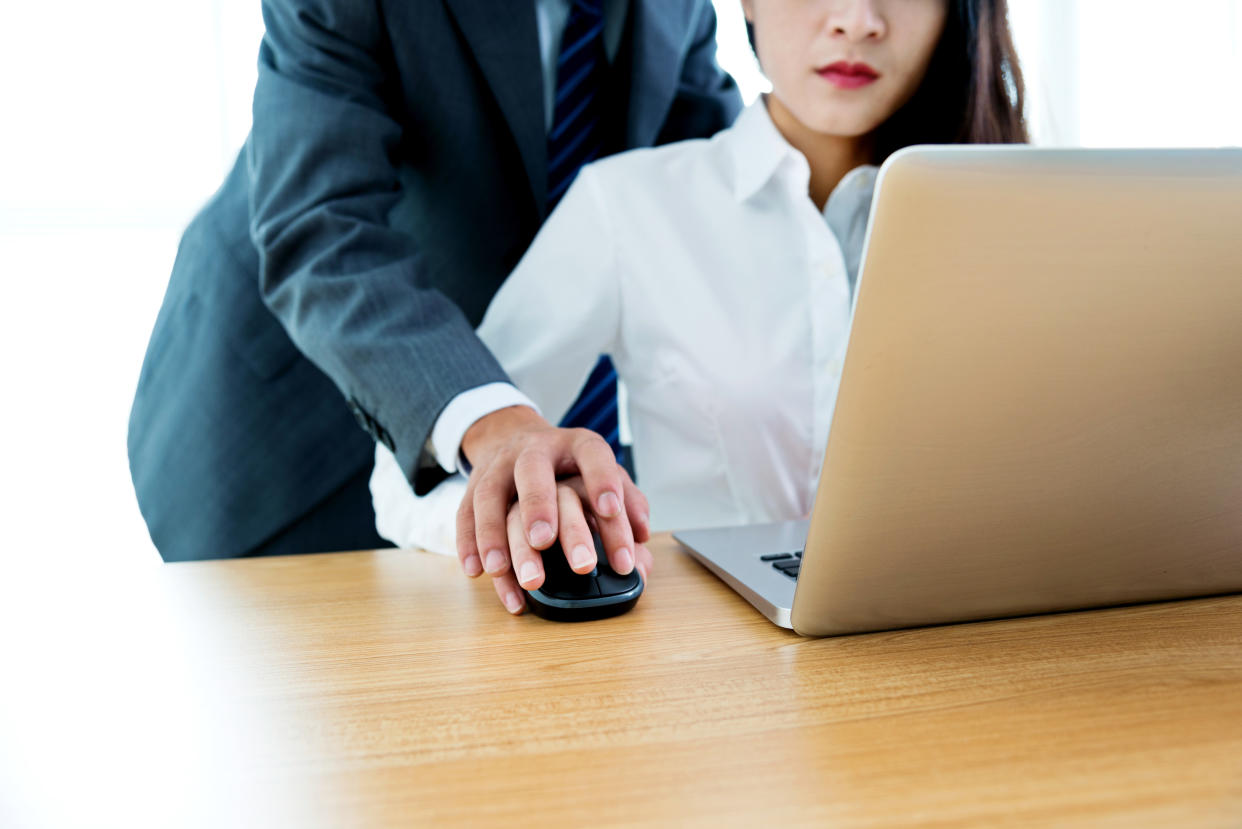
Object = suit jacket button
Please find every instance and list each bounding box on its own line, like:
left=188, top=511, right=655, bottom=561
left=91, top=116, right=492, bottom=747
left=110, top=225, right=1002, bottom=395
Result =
left=347, top=397, right=374, bottom=435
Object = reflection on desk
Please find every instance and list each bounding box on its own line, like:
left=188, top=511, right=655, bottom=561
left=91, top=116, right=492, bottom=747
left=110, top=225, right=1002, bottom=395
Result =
left=2, top=534, right=1240, bottom=828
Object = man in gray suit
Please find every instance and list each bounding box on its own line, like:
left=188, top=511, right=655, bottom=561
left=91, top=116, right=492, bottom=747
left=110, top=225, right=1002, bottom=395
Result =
left=128, top=0, right=740, bottom=609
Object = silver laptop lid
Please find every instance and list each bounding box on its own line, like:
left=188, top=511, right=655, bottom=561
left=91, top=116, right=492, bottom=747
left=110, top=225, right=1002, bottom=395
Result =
left=786, top=145, right=1242, bottom=635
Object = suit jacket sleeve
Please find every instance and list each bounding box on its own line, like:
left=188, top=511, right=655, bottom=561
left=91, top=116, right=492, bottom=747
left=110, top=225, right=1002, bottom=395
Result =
left=369, top=168, right=619, bottom=554
left=658, top=0, right=744, bottom=144
left=247, top=0, right=507, bottom=494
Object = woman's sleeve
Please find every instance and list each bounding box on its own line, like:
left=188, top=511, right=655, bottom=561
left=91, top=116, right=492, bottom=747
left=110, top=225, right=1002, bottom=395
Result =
left=478, top=166, right=622, bottom=424
left=371, top=443, right=465, bottom=555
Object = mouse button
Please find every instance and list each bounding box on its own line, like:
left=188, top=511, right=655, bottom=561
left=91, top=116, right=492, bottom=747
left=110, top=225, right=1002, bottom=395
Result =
left=540, top=544, right=575, bottom=575
left=595, top=568, right=641, bottom=596
left=541, top=572, right=601, bottom=601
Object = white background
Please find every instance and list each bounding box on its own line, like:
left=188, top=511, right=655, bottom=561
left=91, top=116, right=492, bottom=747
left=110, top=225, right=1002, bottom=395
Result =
left=1, top=0, right=1239, bottom=570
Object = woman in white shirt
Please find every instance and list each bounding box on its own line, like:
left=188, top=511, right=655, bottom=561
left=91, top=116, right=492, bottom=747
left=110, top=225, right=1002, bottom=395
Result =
left=372, top=0, right=1028, bottom=609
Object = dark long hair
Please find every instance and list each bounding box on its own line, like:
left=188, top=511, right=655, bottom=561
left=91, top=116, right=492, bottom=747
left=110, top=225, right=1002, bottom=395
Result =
left=749, top=0, right=1029, bottom=161
left=871, top=0, right=1028, bottom=160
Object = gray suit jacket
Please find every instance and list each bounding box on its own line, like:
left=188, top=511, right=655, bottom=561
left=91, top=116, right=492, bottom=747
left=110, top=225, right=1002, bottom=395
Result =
left=128, top=0, right=742, bottom=561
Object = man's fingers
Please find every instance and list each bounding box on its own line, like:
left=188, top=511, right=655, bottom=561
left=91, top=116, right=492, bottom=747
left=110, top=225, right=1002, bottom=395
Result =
left=567, top=434, right=648, bottom=548
left=546, top=476, right=651, bottom=581
left=568, top=431, right=626, bottom=522
left=592, top=485, right=636, bottom=576
left=557, top=476, right=603, bottom=542
left=507, top=503, right=545, bottom=592
left=598, top=517, right=636, bottom=575
left=619, top=469, right=651, bottom=544
left=455, top=479, right=484, bottom=577
left=513, top=445, right=560, bottom=550
left=635, top=542, right=654, bottom=583
left=562, top=438, right=636, bottom=576
left=556, top=484, right=597, bottom=573
left=472, top=468, right=515, bottom=576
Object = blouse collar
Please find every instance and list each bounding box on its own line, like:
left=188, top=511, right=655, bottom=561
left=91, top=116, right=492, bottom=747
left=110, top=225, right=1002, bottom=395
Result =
left=726, top=97, right=879, bottom=208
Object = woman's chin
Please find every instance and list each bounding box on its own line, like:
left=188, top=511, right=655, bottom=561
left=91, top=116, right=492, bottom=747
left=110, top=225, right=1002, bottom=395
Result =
left=803, top=113, right=881, bottom=140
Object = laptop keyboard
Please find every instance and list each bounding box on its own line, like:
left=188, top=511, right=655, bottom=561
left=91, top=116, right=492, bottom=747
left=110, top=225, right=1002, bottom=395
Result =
left=761, top=551, right=803, bottom=579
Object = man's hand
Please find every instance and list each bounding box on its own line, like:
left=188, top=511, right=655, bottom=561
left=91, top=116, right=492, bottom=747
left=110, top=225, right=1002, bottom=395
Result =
left=455, top=406, right=652, bottom=614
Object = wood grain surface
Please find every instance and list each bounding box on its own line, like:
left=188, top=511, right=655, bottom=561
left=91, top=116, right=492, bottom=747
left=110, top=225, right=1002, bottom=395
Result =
left=2, top=535, right=1240, bottom=828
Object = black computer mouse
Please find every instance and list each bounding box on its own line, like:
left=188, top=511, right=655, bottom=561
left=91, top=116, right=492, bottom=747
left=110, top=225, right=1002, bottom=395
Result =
left=523, top=532, right=643, bottom=622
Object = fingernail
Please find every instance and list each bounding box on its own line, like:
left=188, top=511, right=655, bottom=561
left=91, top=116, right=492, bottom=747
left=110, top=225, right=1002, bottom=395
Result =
left=518, top=560, right=540, bottom=586
left=504, top=592, right=523, bottom=614
left=484, top=549, right=507, bottom=574
left=529, top=521, right=555, bottom=547
left=463, top=554, right=483, bottom=577
left=571, top=544, right=595, bottom=570
left=615, top=547, right=634, bottom=574
left=597, top=492, right=621, bottom=517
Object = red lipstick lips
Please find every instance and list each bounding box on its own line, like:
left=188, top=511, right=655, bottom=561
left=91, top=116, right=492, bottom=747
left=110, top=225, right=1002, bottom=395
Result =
left=818, top=61, right=880, bottom=89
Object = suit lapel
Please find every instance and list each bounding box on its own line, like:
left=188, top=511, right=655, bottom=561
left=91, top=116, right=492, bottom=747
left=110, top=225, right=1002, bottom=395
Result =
left=443, top=0, right=546, bottom=215
left=625, top=0, right=685, bottom=148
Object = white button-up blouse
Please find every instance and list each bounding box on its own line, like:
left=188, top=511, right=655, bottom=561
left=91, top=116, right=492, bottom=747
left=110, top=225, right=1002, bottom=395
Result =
left=371, top=100, right=879, bottom=554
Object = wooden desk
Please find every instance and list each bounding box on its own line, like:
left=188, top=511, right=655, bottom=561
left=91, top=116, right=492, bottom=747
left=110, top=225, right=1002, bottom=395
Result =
left=3, top=535, right=1241, bottom=827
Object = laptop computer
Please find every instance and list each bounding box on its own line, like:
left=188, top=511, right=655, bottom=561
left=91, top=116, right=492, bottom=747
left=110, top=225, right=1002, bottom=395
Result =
left=674, top=145, right=1242, bottom=636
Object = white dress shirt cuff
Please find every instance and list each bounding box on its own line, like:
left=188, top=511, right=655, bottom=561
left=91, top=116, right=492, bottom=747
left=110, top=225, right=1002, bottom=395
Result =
left=430, top=382, right=541, bottom=473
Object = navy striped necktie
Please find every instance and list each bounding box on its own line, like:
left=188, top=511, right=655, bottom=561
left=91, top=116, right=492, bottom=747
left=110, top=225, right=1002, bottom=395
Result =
left=549, top=0, right=622, bottom=460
